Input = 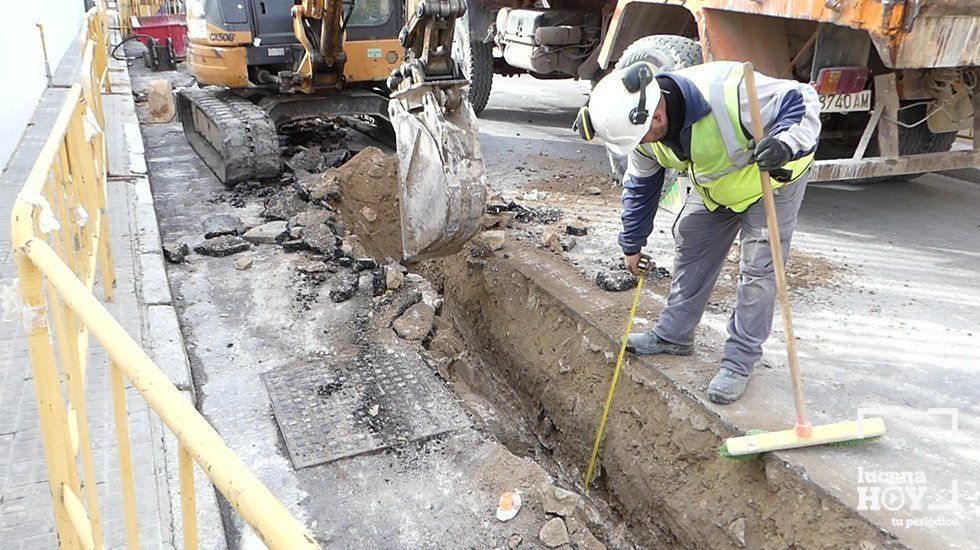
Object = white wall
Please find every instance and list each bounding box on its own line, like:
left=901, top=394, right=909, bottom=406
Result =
left=0, top=2, right=87, bottom=173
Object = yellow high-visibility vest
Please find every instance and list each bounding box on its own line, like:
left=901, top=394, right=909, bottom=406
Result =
left=637, top=62, right=813, bottom=212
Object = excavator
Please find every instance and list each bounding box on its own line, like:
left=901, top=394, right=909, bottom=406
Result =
left=178, top=0, right=485, bottom=261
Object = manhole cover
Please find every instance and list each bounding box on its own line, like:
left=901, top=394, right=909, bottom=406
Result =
left=262, top=354, right=470, bottom=468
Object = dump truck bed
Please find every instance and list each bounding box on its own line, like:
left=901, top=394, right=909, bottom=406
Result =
left=698, top=0, right=980, bottom=68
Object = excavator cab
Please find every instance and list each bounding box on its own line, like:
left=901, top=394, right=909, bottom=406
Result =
left=180, top=0, right=486, bottom=261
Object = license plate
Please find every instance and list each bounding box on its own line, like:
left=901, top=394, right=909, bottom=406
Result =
left=819, top=90, right=872, bottom=113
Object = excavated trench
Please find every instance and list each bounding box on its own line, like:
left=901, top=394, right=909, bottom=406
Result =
left=320, top=142, right=900, bottom=548
left=413, top=242, right=901, bottom=550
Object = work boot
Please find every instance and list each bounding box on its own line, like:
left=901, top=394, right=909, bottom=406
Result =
left=625, top=330, right=694, bottom=356
left=706, top=367, right=749, bottom=404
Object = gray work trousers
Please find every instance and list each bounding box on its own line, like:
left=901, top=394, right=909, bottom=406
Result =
left=652, top=173, right=809, bottom=376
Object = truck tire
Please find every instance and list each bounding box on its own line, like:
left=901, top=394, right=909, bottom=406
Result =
left=453, top=26, right=494, bottom=115
left=615, top=34, right=703, bottom=72
left=605, top=35, right=703, bottom=182
left=857, top=102, right=958, bottom=183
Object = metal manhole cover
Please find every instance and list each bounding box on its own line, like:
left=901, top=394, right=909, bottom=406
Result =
left=262, top=354, right=470, bottom=468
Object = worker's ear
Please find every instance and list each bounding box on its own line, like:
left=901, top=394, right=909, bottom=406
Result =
left=574, top=106, right=594, bottom=141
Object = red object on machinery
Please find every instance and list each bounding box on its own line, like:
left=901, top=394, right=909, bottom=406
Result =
left=812, top=67, right=870, bottom=95
left=132, top=15, right=188, bottom=58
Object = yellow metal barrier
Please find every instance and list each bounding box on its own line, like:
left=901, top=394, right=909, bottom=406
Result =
left=10, top=6, right=319, bottom=549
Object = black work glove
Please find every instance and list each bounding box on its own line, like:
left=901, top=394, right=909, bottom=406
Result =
left=753, top=136, right=793, bottom=170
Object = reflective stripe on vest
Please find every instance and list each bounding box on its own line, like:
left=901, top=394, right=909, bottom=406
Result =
left=636, top=61, right=813, bottom=212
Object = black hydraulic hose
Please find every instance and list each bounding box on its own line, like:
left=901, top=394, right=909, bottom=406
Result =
left=111, top=34, right=157, bottom=61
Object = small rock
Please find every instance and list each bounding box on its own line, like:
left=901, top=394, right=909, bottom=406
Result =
left=565, top=222, right=588, bottom=236
left=295, top=259, right=329, bottom=274
left=282, top=239, right=306, bottom=252
left=539, top=517, right=570, bottom=548
left=355, top=257, right=378, bottom=271
left=162, top=242, right=189, bottom=263
left=309, top=173, right=342, bottom=203
left=595, top=270, right=637, bottom=292
left=540, top=229, right=562, bottom=253
left=478, top=230, right=506, bottom=251
left=385, top=263, right=405, bottom=290
left=322, top=148, right=350, bottom=169
left=202, top=214, right=243, bottom=238
left=287, top=146, right=325, bottom=173
left=728, top=518, right=746, bottom=548
left=584, top=185, right=602, bottom=195
left=569, top=527, right=605, bottom=550
left=242, top=220, right=287, bottom=244
left=542, top=485, right=583, bottom=517
left=483, top=214, right=509, bottom=229
left=235, top=257, right=253, bottom=270
left=146, top=79, right=175, bottom=123
left=357, top=272, right=375, bottom=296
left=288, top=209, right=334, bottom=229
left=368, top=404, right=380, bottom=417
left=559, top=235, right=577, bottom=252
left=263, top=192, right=308, bottom=221
left=194, top=235, right=251, bottom=257
left=361, top=206, right=377, bottom=222
left=329, top=274, right=359, bottom=302
left=371, top=268, right=386, bottom=296
left=392, top=302, right=435, bottom=341
left=564, top=517, right=582, bottom=535
left=302, top=224, right=338, bottom=256
left=507, top=534, right=522, bottom=549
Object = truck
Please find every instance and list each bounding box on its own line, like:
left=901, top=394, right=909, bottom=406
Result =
left=455, top=0, right=979, bottom=182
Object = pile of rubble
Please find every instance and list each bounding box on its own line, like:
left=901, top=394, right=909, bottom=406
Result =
left=163, top=119, right=436, bottom=342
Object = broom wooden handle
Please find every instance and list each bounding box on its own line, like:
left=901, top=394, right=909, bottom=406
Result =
left=741, top=63, right=811, bottom=434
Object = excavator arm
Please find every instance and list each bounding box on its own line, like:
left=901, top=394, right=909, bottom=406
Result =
left=387, top=0, right=487, bottom=261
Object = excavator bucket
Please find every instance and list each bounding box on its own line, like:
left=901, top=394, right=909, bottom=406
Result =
left=389, top=92, right=487, bottom=262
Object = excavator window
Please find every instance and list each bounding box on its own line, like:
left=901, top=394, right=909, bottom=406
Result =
left=347, top=0, right=392, bottom=27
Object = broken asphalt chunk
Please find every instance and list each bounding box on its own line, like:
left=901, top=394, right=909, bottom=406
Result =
left=202, top=214, right=243, bottom=238
left=301, top=224, right=339, bottom=256
left=288, top=209, right=335, bottom=230
left=194, top=235, right=251, bottom=257
left=286, top=145, right=325, bottom=173
left=262, top=191, right=308, bottom=221
left=242, top=220, right=287, bottom=245
left=162, top=242, right=190, bottom=263
left=595, top=270, right=638, bottom=292
left=565, top=222, right=588, bottom=236
left=329, top=274, right=359, bottom=302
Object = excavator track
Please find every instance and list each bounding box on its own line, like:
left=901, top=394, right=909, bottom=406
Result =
left=176, top=87, right=281, bottom=186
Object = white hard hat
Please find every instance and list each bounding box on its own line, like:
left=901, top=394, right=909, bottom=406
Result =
left=576, top=62, right=661, bottom=155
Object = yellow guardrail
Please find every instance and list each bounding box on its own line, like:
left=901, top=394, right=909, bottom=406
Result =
left=10, top=6, right=318, bottom=549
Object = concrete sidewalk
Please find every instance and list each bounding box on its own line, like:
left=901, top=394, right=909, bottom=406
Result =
left=0, top=52, right=222, bottom=548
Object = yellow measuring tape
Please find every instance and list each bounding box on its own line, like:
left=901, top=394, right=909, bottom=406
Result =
left=584, top=258, right=649, bottom=493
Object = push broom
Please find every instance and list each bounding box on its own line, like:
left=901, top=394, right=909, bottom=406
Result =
left=721, top=63, right=885, bottom=459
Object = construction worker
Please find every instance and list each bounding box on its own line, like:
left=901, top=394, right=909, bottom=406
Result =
left=575, top=61, right=820, bottom=404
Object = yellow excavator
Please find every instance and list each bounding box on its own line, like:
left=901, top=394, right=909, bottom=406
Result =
left=179, top=0, right=485, bottom=261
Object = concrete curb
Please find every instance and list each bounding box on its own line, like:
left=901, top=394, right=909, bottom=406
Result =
left=109, top=58, right=227, bottom=549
